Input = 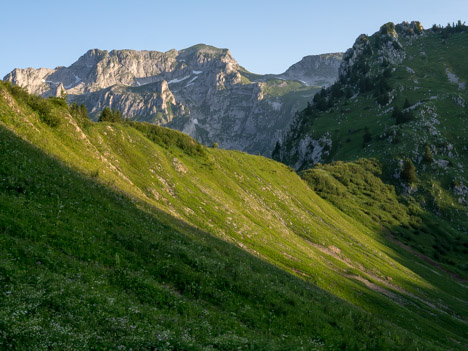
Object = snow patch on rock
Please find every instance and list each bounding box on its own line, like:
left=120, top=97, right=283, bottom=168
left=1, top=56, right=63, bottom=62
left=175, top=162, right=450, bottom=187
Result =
left=168, top=75, right=191, bottom=84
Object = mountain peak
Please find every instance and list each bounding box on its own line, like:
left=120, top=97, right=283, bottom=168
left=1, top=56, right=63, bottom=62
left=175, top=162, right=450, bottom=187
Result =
left=72, top=49, right=109, bottom=69
left=176, top=43, right=238, bottom=72
left=180, top=43, right=228, bottom=55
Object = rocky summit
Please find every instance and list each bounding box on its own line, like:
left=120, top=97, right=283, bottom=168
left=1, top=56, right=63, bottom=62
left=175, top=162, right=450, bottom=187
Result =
left=4, top=45, right=342, bottom=155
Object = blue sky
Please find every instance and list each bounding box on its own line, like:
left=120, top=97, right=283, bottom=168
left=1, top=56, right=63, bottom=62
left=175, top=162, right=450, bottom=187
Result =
left=1, top=0, right=467, bottom=77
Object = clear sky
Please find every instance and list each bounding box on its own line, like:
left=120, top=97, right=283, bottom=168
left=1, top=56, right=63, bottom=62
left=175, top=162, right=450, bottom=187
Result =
left=1, top=0, right=467, bottom=78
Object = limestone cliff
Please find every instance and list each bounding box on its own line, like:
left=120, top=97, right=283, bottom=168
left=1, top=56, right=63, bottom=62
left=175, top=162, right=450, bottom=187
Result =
left=5, top=44, right=341, bottom=155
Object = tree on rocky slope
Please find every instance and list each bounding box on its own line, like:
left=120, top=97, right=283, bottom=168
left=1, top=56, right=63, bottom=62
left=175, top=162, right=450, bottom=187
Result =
left=423, top=145, right=433, bottom=164
left=98, top=107, right=122, bottom=123
left=401, top=159, right=417, bottom=184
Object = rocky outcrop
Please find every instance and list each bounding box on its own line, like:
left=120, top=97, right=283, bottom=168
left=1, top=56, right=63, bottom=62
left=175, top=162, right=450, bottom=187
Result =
left=276, top=21, right=438, bottom=170
left=4, top=44, right=341, bottom=155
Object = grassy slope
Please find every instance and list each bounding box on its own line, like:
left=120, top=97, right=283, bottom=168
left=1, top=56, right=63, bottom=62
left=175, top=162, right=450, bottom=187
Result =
left=279, top=28, right=468, bottom=273
left=294, top=30, right=467, bottom=162
left=0, top=84, right=467, bottom=349
left=302, top=30, right=468, bottom=191
left=238, top=69, right=321, bottom=115
left=280, top=30, right=468, bottom=185
left=301, top=159, right=468, bottom=272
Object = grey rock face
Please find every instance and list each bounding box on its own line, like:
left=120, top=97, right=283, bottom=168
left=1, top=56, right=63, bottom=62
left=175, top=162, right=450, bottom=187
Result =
left=4, top=44, right=342, bottom=155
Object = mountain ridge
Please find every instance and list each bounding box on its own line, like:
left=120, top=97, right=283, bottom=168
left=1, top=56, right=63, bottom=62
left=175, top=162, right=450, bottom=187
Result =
left=4, top=45, right=342, bottom=156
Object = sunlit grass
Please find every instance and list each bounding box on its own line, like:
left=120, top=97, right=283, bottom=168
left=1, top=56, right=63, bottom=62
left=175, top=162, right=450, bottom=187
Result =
left=0, top=82, right=467, bottom=349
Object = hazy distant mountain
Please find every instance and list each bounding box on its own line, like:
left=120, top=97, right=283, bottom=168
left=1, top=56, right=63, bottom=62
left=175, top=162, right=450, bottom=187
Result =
left=275, top=53, right=343, bottom=86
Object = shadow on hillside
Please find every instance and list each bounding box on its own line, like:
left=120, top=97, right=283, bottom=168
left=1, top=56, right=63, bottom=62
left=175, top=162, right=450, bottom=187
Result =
left=0, top=124, right=396, bottom=347
left=2, top=123, right=468, bottom=349
left=376, top=223, right=468, bottom=339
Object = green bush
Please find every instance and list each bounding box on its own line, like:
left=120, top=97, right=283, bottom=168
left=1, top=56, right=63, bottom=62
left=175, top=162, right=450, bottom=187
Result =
left=392, top=107, right=414, bottom=124
left=129, top=122, right=206, bottom=157
left=401, top=159, right=417, bottom=184
left=6, top=82, right=30, bottom=102
left=28, top=96, right=62, bottom=127
left=376, top=93, right=390, bottom=106
left=69, top=102, right=91, bottom=127
left=98, top=107, right=122, bottom=123
left=380, top=22, right=396, bottom=36
left=2, top=82, right=64, bottom=127
left=423, top=145, right=433, bottom=163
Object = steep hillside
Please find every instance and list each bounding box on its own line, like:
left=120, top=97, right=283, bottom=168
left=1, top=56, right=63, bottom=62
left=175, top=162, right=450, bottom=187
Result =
left=277, top=21, right=467, bottom=166
left=277, top=21, right=468, bottom=178
left=1, top=81, right=467, bottom=349
left=4, top=45, right=341, bottom=156
left=275, top=22, right=468, bottom=266
left=300, top=159, right=468, bottom=274
left=1, top=125, right=408, bottom=351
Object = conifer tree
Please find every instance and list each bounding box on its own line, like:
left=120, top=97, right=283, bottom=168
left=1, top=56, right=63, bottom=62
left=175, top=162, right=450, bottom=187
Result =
left=114, top=109, right=122, bottom=122
left=98, top=107, right=113, bottom=122
left=79, top=104, right=89, bottom=120
left=403, top=98, right=411, bottom=109
left=401, top=159, right=417, bottom=184
left=362, top=127, right=372, bottom=146
left=98, top=107, right=123, bottom=123
left=423, top=145, right=433, bottom=163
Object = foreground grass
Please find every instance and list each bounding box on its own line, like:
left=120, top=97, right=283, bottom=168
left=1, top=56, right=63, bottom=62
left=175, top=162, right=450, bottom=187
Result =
left=0, top=126, right=435, bottom=350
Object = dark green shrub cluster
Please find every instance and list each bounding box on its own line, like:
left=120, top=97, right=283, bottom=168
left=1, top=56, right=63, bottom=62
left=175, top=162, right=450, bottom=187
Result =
left=98, top=106, right=122, bottom=123
left=2, top=81, right=64, bottom=127
left=301, top=168, right=345, bottom=198
left=271, top=141, right=281, bottom=160
left=374, top=74, right=392, bottom=105
left=27, top=96, right=62, bottom=127
left=362, top=127, right=372, bottom=146
left=401, top=158, right=417, bottom=184
left=312, top=87, right=332, bottom=111
left=129, top=121, right=206, bottom=157
left=433, top=20, right=468, bottom=38
left=300, top=158, right=410, bottom=227
left=2, top=81, right=29, bottom=102
left=392, top=104, right=414, bottom=124
left=69, top=102, right=90, bottom=127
